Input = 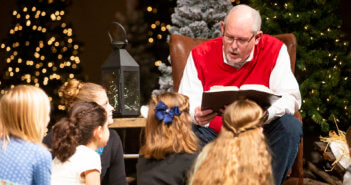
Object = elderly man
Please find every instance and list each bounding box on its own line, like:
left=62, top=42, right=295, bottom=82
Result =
left=178, top=4, right=302, bottom=185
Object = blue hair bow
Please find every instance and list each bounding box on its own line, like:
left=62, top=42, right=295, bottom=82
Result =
left=154, top=101, right=181, bottom=124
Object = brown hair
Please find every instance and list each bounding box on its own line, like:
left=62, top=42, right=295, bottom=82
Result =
left=189, top=99, right=274, bottom=185
left=139, top=92, right=199, bottom=159
left=59, top=79, right=106, bottom=108
left=52, top=101, right=107, bottom=162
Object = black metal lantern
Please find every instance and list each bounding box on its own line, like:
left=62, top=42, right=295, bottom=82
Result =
left=101, top=22, right=140, bottom=117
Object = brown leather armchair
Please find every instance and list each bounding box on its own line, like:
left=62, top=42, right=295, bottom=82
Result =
left=169, top=34, right=303, bottom=185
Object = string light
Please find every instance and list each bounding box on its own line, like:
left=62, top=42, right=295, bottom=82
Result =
left=51, top=14, right=56, bottom=20
left=148, top=37, right=154, bottom=43
left=154, top=60, right=162, bottom=66
left=26, top=20, right=31, bottom=26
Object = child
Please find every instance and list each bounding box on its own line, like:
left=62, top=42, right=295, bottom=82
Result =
left=0, top=85, right=52, bottom=185
left=189, top=99, right=274, bottom=185
left=51, top=101, right=110, bottom=185
left=343, top=127, right=351, bottom=185
left=137, top=92, right=199, bottom=185
left=43, top=79, right=127, bottom=185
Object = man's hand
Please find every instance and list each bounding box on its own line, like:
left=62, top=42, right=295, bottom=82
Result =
left=194, top=106, right=218, bottom=126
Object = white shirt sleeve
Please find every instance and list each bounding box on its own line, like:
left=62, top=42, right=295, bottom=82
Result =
left=178, top=53, right=204, bottom=125
left=267, top=44, right=302, bottom=123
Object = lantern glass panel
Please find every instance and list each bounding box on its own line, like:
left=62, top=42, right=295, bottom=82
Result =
left=102, top=71, right=120, bottom=112
left=123, top=70, right=140, bottom=113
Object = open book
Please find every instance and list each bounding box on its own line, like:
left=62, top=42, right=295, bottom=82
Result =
left=201, top=84, right=281, bottom=113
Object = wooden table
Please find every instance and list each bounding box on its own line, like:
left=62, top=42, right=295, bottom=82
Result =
left=110, top=117, right=146, bottom=128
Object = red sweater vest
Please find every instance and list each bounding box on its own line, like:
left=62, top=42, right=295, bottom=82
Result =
left=192, top=34, right=283, bottom=133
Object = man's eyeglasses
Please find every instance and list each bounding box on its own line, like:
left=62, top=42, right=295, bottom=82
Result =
left=223, top=33, right=255, bottom=46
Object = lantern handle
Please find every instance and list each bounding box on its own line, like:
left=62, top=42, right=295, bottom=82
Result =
left=108, top=22, right=128, bottom=49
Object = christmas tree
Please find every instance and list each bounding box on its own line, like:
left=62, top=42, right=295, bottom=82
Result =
left=169, top=0, right=233, bottom=38
left=0, top=0, right=82, bottom=116
left=138, top=0, right=177, bottom=95
left=152, top=0, right=234, bottom=94
left=114, top=0, right=159, bottom=104
left=249, top=0, right=351, bottom=132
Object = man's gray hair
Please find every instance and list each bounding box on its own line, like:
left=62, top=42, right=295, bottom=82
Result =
left=224, top=5, right=261, bottom=33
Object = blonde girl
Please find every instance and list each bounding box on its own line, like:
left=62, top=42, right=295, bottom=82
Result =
left=51, top=101, right=110, bottom=185
left=189, top=99, right=274, bottom=185
left=137, top=92, right=199, bottom=185
left=0, top=85, right=51, bottom=185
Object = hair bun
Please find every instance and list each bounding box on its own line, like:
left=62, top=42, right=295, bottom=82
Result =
left=59, top=79, right=82, bottom=106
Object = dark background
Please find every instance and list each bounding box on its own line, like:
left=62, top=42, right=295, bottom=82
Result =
left=1, top=0, right=350, bottom=85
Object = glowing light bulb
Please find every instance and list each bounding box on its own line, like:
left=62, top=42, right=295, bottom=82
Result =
left=50, top=14, right=56, bottom=20
left=154, top=60, right=162, bottom=66
left=148, top=38, right=154, bottom=43
left=147, top=6, right=152, bottom=12
left=26, top=20, right=31, bottom=26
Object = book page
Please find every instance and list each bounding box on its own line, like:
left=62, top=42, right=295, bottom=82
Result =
left=208, top=85, right=239, bottom=92
left=239, top=84, right=273, bottom=94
